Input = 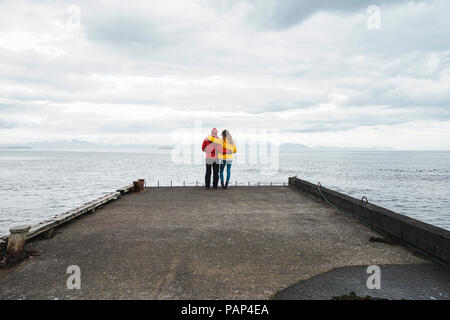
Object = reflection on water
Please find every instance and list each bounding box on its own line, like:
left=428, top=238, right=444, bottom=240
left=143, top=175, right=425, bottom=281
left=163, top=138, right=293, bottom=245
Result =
left=0, top=149, right=449, bottom=235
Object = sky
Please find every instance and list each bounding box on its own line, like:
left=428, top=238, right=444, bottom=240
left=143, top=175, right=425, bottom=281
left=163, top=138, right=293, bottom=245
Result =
left=0, top=0, right=449, bottom=150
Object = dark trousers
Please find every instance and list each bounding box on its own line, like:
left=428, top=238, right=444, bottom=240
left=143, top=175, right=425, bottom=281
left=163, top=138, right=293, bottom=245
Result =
left=205, top=163, right=219, bottom=188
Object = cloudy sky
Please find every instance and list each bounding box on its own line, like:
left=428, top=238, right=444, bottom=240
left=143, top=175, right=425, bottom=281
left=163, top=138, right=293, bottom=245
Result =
left=0, top=0, right=449, bottom=150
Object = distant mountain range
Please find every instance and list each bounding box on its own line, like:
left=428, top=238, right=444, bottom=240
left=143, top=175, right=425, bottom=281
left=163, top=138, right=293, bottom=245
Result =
left=1, top=140, right=160, bottom=152
left=0, top=140, right=395, bottom=152
left=0, top=146, right=32, bottom=149
left=280, top=143, right=395, bottom=151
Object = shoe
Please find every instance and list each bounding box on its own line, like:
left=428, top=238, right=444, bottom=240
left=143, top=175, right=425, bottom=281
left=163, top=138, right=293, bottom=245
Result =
left=205, top=186, right=210, bottom=189
left=221, top=181, right=225, bottom=189
left=224, top=182, right=228, bottom=189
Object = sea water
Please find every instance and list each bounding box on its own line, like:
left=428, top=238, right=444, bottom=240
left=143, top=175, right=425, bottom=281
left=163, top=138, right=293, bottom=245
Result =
left=0, top=149, right=449, bottom=236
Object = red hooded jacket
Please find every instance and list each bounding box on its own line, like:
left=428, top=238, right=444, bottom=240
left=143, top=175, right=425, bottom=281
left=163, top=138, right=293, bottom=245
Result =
left=202, top=135, right=221, bottom=159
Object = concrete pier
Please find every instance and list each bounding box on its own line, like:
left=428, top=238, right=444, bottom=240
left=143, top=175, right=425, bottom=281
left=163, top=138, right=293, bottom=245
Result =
left=0, top=186, right=448, bottom=300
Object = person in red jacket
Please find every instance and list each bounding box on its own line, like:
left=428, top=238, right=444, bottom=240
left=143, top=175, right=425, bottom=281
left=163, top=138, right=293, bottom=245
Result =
left=202, top=128, right=221, bottom=189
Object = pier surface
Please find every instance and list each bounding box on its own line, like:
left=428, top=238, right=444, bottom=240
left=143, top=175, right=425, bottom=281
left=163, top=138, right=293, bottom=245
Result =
left=1, top=187, right=448, bottom=300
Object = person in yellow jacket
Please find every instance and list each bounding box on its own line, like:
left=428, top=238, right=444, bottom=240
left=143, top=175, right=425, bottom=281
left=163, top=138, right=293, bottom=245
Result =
left=218, top=129, right=236, bottom=189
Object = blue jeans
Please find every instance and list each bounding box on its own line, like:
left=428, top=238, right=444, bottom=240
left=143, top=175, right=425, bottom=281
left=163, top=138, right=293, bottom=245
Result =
left=220, top=160, right=232, bottom=184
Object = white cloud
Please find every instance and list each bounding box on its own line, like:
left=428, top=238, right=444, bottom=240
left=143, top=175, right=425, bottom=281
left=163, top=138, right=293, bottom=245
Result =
left=0, top=0, right=449, bottom=150
left=0, top=31, right=66, bottom=57
left=285, top=120, right=450, bottom=151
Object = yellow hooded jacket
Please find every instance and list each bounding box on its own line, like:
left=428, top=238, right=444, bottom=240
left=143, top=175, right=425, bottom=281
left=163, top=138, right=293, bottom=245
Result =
left=209, top=136, right=237, bottom=161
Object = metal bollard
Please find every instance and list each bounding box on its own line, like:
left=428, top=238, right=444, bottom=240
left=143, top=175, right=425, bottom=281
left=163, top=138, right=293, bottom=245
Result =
left=138, top=179, right=145, bottom=191
left=133, top=181, right=140, bottom=192
left=7, top=225, right=31, bottom=260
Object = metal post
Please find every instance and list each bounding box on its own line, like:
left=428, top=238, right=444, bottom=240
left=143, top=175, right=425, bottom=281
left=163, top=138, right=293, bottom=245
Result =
left=138, top=179, right=145, bottom=191
left=248, top=181, right=250, bottom=186
left=183, top=181, right=185, bottom=187
left=171, top=181, right=172, bottom=187
left=133, top=181, right=140, bottom=192
left=158, top=181, right=160, bottom=187
left=7, top=225, right=31, bottom=260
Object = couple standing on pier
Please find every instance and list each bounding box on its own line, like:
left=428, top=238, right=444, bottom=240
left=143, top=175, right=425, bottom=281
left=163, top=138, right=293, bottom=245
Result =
left=202, top=128, right=237, bottom=189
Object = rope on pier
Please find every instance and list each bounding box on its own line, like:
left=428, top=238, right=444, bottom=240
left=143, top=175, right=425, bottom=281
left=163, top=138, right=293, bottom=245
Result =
left=317, top=182, right=379, bottom=237
left=316, top=181, right=440, bottom=266
left=317, top=182, right=341, bottom=212
left=318, top=183, right=370, bottom=211
left=317, top=182, right=431, bottom=260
